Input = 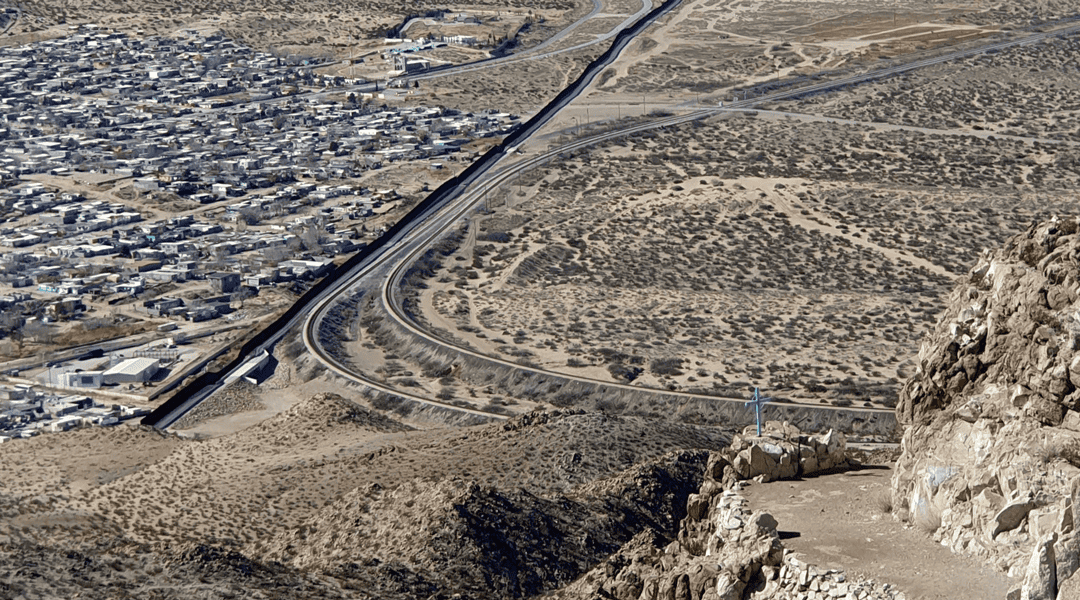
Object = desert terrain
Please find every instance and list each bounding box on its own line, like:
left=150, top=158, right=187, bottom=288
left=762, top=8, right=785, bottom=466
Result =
left=4, top=0, right=1080, bottom=598
left=389, top=18, right=1080, bottom=411
left=0, top=398, right=731, bottom=598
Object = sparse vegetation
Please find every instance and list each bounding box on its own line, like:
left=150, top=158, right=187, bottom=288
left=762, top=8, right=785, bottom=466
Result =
left=873, top=488, right=894, bottom=514
left=914, top=500, right=943, bottom=535
left=2, top=1, right=1073, bottom=598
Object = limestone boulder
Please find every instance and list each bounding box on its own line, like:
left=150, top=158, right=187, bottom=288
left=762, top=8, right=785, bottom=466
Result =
left=892, top=218, right=1080, bottom=590
left=714, top=571, right=742, bottom=600
left=1021, top=536, right=1057, bottom=600
left=686, top=494, right=709, bottom=521
left=994, top=496, right=1037, bottom=539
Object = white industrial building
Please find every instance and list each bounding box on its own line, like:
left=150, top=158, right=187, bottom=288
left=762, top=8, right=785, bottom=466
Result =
left=102, top=357, right=160, bottom=384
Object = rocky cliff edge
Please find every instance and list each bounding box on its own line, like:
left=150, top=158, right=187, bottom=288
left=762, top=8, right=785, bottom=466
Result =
left=893, top=217, right=1080, bottom=599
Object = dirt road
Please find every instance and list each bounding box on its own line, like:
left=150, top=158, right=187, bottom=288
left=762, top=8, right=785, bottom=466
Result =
left=741, top=465, right=1012, bottom=600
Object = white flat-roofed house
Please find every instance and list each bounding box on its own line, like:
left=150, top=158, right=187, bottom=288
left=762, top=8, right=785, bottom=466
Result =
left=48, top=414, right=83, bottom=432
left=61, top=371, right=103, bottom=388
left=133, top=177, right=159, bottom=192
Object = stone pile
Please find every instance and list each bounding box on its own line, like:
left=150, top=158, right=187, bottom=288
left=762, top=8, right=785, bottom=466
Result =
left=768, top=548, right=906, bottom=600
left=557, top=423, right=904, bottom=600
left=730, top=422, right=848, bottom=482
left=891, top=218, right=1080, bottom=599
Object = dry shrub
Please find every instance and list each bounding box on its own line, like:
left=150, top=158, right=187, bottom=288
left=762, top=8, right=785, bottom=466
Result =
left=914, top=498, right=942, bottom=534
left=873, top=488, right=894, bottom=514
left=1056, top=438, right=1080, bottom=469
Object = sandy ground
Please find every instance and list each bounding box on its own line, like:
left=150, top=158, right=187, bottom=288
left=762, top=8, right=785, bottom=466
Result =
left=390, top=20, right=1080, bottom=409
left=741, top=465, right=1012, bottom=599
left=5, top=0, right=588, bottom=56
left=402, top=116, right=1080, bottom=406
left=0, top=397, right=730, bottom=558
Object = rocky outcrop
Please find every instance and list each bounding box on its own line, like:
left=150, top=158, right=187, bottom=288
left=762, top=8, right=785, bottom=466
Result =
left=555, top=452, right=786, bottom=600
left=892, top=218, right=1080, bottom=599
left=729, top=422, right=849, bottom=482
left=556, top=422, right=906, bottom=600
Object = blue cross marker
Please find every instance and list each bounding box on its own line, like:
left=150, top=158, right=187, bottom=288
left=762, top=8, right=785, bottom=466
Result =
left=745, top=387, right=771, bottom=436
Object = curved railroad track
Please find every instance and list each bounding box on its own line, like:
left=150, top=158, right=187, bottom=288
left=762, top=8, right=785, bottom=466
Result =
left=304, top=17, right=1080, bottom=426
left=149, top=11, right=1080, bottom=430
left=374, top=113, right=898, bottom=420
left=304, top=110, right=716, bottom=422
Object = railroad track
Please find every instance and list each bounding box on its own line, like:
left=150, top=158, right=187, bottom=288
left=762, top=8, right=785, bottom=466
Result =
left=304, top=110, right=715, bottom=422
left=305, top=17, right=1080, bottom=424
left=374, top=113, right=898, bottom=418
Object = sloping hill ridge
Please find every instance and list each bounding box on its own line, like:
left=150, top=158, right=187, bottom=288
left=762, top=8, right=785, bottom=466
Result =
left=1, top=395, right=733, bottom=600
left=892, top=217, right=1080, bottom=599
left=265, top=451, right=711, bottom=599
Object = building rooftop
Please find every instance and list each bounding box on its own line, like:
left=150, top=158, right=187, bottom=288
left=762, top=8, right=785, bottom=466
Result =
left=102, top=356, right=158, bottom=377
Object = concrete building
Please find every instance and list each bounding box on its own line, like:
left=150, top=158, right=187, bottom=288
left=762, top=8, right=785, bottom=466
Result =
left=391, top=55, right=430, bottom=75
left=208, top=272, right=241, bottom=294
left=102, top=357, right=159, bottom=384
left=61, top=371, right=103, bottom=388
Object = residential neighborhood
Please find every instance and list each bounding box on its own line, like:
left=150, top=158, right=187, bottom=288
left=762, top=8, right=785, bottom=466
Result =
left=0, top=24, right=522, bottom=423
left=0, top=183, right=353, bottom=326
left=0, top=25, right=520, bottom=184
left=0, top=24, right=520, bottom=336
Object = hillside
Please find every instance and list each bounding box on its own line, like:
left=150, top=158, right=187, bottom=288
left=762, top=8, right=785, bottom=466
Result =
left=0, top=396, right=730, bottom=599
left=892, top=217, right=1080, bottom=599
left=266, top=451, right=710, bottom=598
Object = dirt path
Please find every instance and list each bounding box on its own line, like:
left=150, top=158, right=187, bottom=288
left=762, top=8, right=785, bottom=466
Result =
left=742, top=108, right=1080, bottom=148
left=761, top=179, right=956, bottom=279
left=740, top=465, right=1012, bottom=600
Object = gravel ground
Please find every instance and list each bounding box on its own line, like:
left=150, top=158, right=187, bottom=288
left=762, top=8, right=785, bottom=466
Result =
left=740, top=465, right=1012, bottom=600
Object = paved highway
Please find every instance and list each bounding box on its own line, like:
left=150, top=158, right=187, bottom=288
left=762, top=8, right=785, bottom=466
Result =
left=156, top=13, right=1080, bottom=428
left=304, top=18, right=1080, bottom=422
left=404, top=0, right=651, bottom=84
left=398, top=0, right=608, bottom=63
